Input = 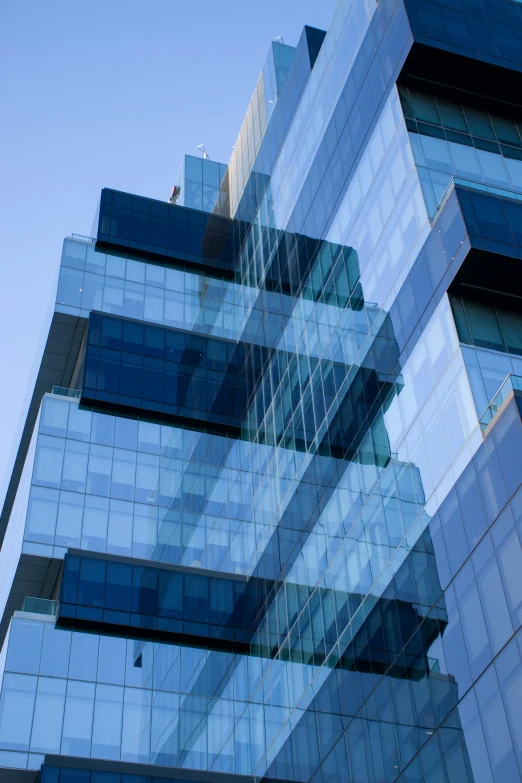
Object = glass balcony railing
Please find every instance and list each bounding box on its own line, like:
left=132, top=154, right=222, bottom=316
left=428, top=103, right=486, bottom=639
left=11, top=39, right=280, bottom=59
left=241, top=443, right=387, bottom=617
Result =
left=432, top=176, right=522, bottom=223
left=21, top=597, right=59, bottom=616
left=51, top=386, right=81, bottom=398
left=480, top=374, right=522, bottom=432
left=71, top=233, right=96, bottom=243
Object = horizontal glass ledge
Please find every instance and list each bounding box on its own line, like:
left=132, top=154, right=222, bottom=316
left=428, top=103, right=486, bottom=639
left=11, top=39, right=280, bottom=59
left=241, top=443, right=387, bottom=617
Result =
left=52, top=386, right=81, bottom=399
left=21, top=597, right=60, bottom=616
left=480, top=373, right=522, bottom=432
left=432, top=176, right=522, bottom=223
left=71, top=233, right=96, bottom=243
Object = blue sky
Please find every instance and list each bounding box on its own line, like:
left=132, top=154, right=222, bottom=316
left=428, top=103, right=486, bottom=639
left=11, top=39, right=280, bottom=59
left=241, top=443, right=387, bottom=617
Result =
left=0, top=0, right=337, bottom=502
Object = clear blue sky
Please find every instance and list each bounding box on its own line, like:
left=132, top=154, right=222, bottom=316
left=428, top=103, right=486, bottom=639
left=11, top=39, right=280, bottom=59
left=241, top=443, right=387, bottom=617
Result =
left=0, top=0, right=337, bottom=503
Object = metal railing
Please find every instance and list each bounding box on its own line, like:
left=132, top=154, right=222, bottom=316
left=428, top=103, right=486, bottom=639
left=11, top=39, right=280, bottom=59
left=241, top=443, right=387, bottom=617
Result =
left=21, top=597, right=59, bottom=616
left=479, top=374, right=522, bottom=432
left=51, top=386, right=81, bottom=398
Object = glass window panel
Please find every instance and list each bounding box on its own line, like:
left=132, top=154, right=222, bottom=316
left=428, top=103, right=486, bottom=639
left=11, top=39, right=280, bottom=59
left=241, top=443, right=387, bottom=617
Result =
left=491, top=506, right=522, bottom=628
left=40, top=398, right=69, bottom=438
left=449, top=296, right=472, bottom=344
left=102, top=276, right=124, bottom=315
left=122, top=320, right=144, bottom=354
left=185, top=180, right=203, bottom=211
left=506, top=157, right=522, bottom=189
left=68, top=632, right=99, bottom=681
left=121, top=688, right=151, bottom=763
left=63, top=239, right=87, bottom=269
left=477, top=149, right=511, bottom=187
left=472, top=535, right=513, bottom=655
left=144, top=286, right=164, bottom=324
left=448, top=142, right=482, bottom=180
left=437, top=99, right=468, bottom=132
left=491, top=115, right=521, bottom=146
left=185, top=155, right=203, bottom=182
left=91, top=684, right=124, bottom=761
left=165, top=290, right=184, bottom=329
left=62, top=440, right=89, bottom=492
left=114, top=417, right=138, bottom=451
left=475, top=666, right=520, bottom=780
left=144, top=326, right=165, bottom=359
left=67, top=407, right=92, bottom=441
left=0, top=673, right=36, bottom=751
left=56, top=491, right=83, bottom=548
left=120, top=353, right=142, bottom=400
left=458, top=690, right=493, bottom=782
left=410, top=91, right=440, bottom=124
left=202, top=159, right=220, bottom=187
left=503, top=201, right=522, bottom=246
left=161, top=424, right=180, bottom=457
left=106, top=255, right=126, bottom=278
left=87, top=444, right=113, bottom=497
left=81, top=272, right=104, bottom=312
left=6, top=619, right=44, bottom=675
left=465, top=301, right=505, bottom=352
left=40, top=766, right=60, bottom=783
left=145, top=264, right=165, bottom=288
left=454, top=561, right=491, bottom=679
left=39, top=625, right=71, bottom=679
left=86, top=245, right=106, bottom=275
left=92, top=773, right=120, bottom=783
left=138, top=421, right=161, bottom=454
left=92, top=412, right=115, bottom=446
left=78, top=558, right=106, bottom=608
left=461, top=347, right=489, bottom=415
left=465, top=108, right=496, bottom=140
left=126, top=259, right=145, bottom=284
left=132, top=567, right=158, bottom=616
left=34, top=435, right=65, bottom=489
left=429, top=169, right=453, bottom=206
left=498, top=309, right=522, bottom=356
left=97, top=636, right=126, bottom=686
left=107, top=499, right=133, bottom=556
left=476, top=349, right=512, bottom=402
left=97, top=348, right=120, bottom=394
left=105, top=561, right=132, bottom=613
left=203, top=185, right=219, bottom=212
left=135, top=453, right=160, bottom=504
left=123, top=281, right=145, bottom=321
left=495, top=639, right=522, bottom=771
left=132, top=503, right=158, bottom=560
left=26, top=486, right=59, bottom=544
left=165, top=268, right=184, bottom=292
left=30, top=677, right=66, bottom=754
left=111, top=448, right=136, bottom=501
left=57, top=267, right=83, bottom=309
left=62, top=680, right=95, bottom=757
left=151, top=690, right=180, bottom=766
left=82, top=495, right=109, bottom=552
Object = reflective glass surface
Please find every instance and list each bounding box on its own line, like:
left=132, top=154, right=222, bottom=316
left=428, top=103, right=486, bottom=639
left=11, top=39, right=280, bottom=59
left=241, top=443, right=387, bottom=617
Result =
left=2, top=0, right=522, bottom=781
left=177, top=155, right=229, bottom=215
left=97, top=190, right=235, bottom=275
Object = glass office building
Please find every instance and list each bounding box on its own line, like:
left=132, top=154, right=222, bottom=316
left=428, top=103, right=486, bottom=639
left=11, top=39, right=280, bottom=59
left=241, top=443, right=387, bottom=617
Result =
left=1, top=0, right=522, bottom=781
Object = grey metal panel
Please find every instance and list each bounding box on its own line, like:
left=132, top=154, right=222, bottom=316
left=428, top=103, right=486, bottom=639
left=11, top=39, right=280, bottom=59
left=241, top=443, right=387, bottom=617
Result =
left=0, top=554, right=62, bottom=650
left=0, top=312, right=88, bottom=546
left=0, top=769, right=37, bottom=782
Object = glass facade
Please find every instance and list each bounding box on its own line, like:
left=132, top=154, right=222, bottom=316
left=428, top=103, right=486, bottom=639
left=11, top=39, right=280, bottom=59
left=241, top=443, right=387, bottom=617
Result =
left=1, top=0, right=522, bottom=782
left=177, top=155, right=229, bottom=215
